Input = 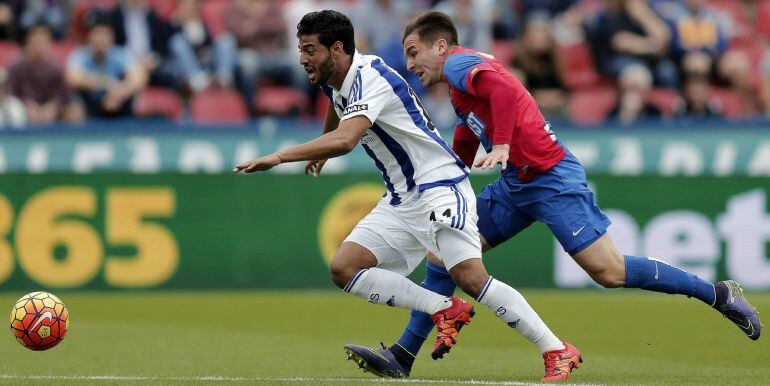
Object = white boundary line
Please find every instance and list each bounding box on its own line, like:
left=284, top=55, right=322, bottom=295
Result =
left=0, top=374, right=599, bottom=385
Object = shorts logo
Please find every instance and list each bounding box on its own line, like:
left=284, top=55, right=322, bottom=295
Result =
left=343, top=104, right=368, bottom=116
left=571, top=225, right=587, bottom=237
left=508, top=319, right=520, bottom=328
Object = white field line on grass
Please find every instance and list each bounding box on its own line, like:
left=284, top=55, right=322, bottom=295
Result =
left=0, top=374, right=600, bottom=385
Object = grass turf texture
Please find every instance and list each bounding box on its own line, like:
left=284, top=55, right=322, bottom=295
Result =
left=0, top=290, right=767, bottom=385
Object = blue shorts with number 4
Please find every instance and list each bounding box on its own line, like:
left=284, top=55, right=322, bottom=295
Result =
left=476, top=151, right=611, bottom=255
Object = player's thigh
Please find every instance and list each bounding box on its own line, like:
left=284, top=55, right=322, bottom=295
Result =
left=427, top=234, right=492, bottom=268
left=344, top=203, right=428, bottom=276
left=414, top=181, right=482, bottom=271
left=476, top=181, right=536, bottom=249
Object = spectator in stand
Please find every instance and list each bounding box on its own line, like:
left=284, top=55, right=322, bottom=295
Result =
left=608, top=64, right=662, bottom=123
left=7, top=24, right=83, bottom=124
left=169, top=0, right=237, bottom=92
left=510, top=14, right=567, bottom=117
left=226, top=0, right=299, bottom=110
left=66, top=16, right=147, bottom=118
left=352, top=0, right=424, bottom=93
left=0, top=0, right=16, bottom=40
left=105, top=0, right=176, bottom=87
left=0, top=68, right=26, bottom=128
left=16, top=0, right=69, bottom=39
left=434, top=0, right=493, bottom=53
left=591, top=0, right=673, bottom=123
left=657, top=0, right=752, bottom=112
left=592, top=0, right=675, bottom=87
left=675, top=75, right=722, bottom=117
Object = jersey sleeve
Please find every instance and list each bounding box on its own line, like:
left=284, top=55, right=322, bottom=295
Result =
left=443, top=52, right=496, bottom=96
left=339, top=68, right=392, bottom=124
left=452, top=122, right=480, bottom=168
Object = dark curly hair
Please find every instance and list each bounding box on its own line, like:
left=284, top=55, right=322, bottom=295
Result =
left=297, top=10, right=356, bottom=55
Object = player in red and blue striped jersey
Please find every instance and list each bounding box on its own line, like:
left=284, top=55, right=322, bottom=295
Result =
left=344, top=11, right=761, bottom=382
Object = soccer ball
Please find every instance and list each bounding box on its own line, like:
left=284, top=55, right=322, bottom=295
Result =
left=9, top=292, right=69, bottom=351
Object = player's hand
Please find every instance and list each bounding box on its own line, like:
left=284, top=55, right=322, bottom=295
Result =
left=233, top=154, right=282, bottom=173
left=474, top=144, right=510, bottom=171
left=305, top=159, right=327, bottom=177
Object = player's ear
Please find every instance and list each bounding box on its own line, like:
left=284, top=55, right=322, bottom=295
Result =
left=435, top=38, right=447, bottom=56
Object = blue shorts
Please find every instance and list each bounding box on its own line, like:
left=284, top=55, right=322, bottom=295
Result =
left=476, top=151, right=611, bottom=255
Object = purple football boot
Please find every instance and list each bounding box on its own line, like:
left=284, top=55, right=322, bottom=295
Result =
left=714, top=280, right=762, bottom=340
left=343, top=343, right=410, bottom=378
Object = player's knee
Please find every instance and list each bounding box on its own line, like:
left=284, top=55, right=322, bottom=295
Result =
left=329, top=259, right=356, bottom=289
left=449, top=259, right=488, bottom=298
left=590, top=260, right=626, bottom=288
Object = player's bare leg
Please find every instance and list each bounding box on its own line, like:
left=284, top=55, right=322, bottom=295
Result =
left=572, top=234, right=762, bottom=340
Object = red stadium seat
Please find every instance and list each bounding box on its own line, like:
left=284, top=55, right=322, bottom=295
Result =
left=758, top=0, right=770, bottom=39
left=315, top=93, right=330, bottom=119
left=649, top=88, right=683, bottom=118
left=709, top=0, right=752, bottom=46
left=254, top=86, right=310, bottom=116
left=148, top=0, right=178, bottom=21
left=491, top=40, right=516, bottom=67
left=556, top=42, right=601, bottom=90
left=710, top=87, right=751, bottom=119
left=201, top=0, right=230, bottom=37
left=134, top=87, right=184, bottom=121
left=0, top=42, right=21, bottom=67
left=190, top=88, right=249, bottom=124
left=569, top=87, right=617, bottom=125
left=50, top=41, right=77, bottom=67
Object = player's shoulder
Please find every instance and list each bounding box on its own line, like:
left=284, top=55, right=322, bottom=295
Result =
left=357, top=54, right=394, bottom=81
left=443, top=51, right=491, bottom=91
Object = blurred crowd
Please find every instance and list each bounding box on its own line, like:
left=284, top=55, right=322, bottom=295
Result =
left=0, top=0, right=769, bottom=128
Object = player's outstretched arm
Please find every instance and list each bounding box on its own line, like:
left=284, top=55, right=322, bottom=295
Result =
left=305, top=103, right=341, bottom=177
left=233, top=116, right=371, bottom=174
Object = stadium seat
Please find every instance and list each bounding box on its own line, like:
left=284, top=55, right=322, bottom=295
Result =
left=190, top=88, right=249, bottom=124
left=649, top=88, right=683, bottom=118
left=491, top=40, right=516, bottom=67
left=710, top=87, right=751, bottom=119
left=758, top=0, right=770, bottom=39
left=134, top=87, right=184, bottom=121
left=254, top=86, right=310, bottom=116
left=569, top=87, right=617, bottom=125
left=50, top=41, right=77, bottom=67
left=148, top=0, right=178, bottom=21
left=201, top=0, right=230, bottom=37
left=315, top=93, right=330, bottom=120
left=0, top=42, right=21, bottom=67
left=556, top=42, right=601, bottom=90
left=709, top=0, right=752, bottom=46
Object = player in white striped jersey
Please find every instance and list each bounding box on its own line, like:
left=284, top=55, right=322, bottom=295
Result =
left=234, top=10, right=570, bottom=372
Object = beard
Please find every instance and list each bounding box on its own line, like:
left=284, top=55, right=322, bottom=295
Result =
left=313, top=55, right=335, bottom=86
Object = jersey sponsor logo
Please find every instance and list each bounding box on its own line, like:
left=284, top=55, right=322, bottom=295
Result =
left=343, top=104, right=368, bottom=116
left=466, top=112, right=486, bottom=137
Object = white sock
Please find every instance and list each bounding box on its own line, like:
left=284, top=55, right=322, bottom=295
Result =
left=477, top=277, right=564, bottom=353
left=345, top=268, right=452, bottom=314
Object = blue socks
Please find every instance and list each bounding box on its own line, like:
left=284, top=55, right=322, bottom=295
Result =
left=624, top=255, right=715, bottom=306
left=394, top=262, right=456, bottom=358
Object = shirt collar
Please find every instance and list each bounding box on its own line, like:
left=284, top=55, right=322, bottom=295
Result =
left=336, top=50, right=363, bottom=98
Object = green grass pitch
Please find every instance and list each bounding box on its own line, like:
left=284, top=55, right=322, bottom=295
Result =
left=0, top=290, right=767, bottom=385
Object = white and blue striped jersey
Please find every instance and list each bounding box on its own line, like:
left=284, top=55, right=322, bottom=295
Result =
left=321, top=52, right=469, bottom=206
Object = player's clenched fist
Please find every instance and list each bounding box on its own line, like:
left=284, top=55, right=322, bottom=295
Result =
left=233, top=154, right=282, bottom=173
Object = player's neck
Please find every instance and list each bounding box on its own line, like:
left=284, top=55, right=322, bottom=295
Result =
left=328, top=55, right=353, bottom=90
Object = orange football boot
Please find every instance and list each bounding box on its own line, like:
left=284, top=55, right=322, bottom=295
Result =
left=541, top=341, right=583, bottom=382
left=430, top=296, right=475, bottom=360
